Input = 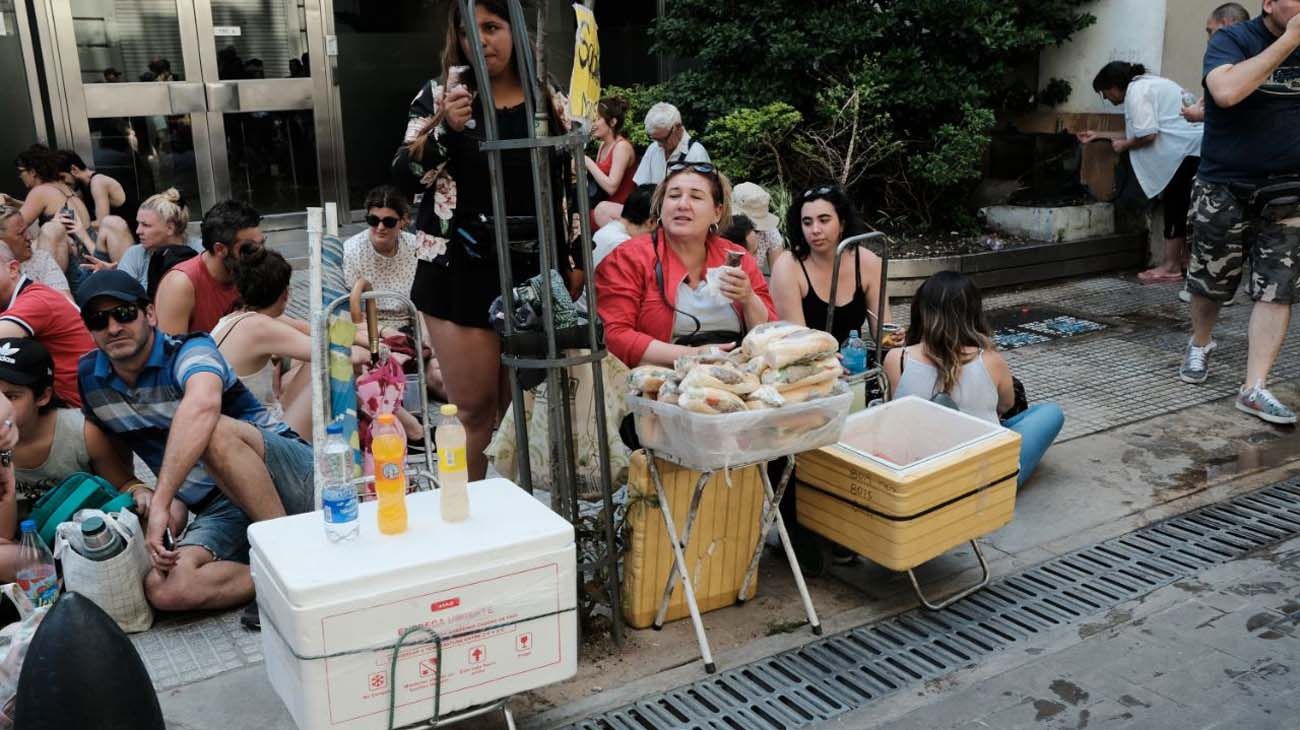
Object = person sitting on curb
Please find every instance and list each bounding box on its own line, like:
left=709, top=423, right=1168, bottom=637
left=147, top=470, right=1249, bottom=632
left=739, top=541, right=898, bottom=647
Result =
left=75, top=270, right=314, bottom=613
left=156, top=200, right=264, bottom=335
left=53, top=149, right=136, bottom=263
left=0, top=243, right=95, bottom=407
left=0, top=338, right=187, bottom=581
left=886, top=271, right=1065, bottom=487
left=1, top=204, right=70, bottom=298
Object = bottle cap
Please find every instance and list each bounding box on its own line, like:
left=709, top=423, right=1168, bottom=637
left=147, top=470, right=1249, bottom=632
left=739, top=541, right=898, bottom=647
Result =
left=376, top=412, right=395, bottom=424
left=440, top=404, right=458, bottom=416
left=326, top=422, right=343, bottom=435
left=20, top=519, right=35, bottom=533
left=81, top=516, right=107, bottom=536
left=849, top=330, right=859, bottom=339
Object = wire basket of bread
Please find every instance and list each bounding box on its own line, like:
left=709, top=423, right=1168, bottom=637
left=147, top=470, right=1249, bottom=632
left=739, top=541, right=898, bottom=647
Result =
left=625, top=322, right=853, bottom=471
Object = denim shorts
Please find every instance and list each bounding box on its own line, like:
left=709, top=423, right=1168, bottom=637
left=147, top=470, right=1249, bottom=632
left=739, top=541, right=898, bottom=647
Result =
left=176, top=427, right=316, bottom=564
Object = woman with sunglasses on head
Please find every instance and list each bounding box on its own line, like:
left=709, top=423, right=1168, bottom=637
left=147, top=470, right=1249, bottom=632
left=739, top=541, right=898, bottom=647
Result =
left=596, top=162, right=775, bottom=367
left=392, top=0, right=572, bottom=481
left=770, top=185, right=890, bottom=347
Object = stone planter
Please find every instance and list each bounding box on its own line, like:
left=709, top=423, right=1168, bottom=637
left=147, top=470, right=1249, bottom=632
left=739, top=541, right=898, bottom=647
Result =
left=887, top=232, right=1146, bottom=297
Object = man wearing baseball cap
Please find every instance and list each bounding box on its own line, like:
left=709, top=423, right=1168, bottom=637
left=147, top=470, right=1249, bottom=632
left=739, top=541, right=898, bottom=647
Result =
left=0, top=243, right=93, bottom=407
left=75, top=269, right=314, bottom=612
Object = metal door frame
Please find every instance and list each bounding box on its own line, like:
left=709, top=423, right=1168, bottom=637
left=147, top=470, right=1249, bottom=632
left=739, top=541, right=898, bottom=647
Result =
left=37, top=0, right=341, bottom=229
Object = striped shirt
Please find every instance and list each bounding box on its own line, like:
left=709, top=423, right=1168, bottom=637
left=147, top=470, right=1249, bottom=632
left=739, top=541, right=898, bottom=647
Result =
left=77, top=329, right=292, bottom=507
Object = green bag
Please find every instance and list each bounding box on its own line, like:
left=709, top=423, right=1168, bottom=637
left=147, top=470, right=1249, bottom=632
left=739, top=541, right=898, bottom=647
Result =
left=28, top=472, right=134, bottom=546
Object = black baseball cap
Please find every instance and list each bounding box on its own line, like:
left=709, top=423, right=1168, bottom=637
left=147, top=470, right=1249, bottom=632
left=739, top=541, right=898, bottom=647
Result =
left=0, top=337, right=54, bottom=392
left=75, top=269, right=148, bottom=310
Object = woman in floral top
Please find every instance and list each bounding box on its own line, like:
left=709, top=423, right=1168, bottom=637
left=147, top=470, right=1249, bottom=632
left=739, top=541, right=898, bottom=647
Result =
left=391, top=0, right=570, bottom=480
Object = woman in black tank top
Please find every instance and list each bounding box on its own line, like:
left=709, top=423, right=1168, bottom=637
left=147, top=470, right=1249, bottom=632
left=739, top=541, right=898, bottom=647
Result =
left=769, top=185, right=888, bottom=344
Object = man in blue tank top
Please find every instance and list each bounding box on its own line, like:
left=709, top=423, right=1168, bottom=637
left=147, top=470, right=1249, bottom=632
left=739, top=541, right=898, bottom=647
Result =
left=1182, top=1, right=1300, bottom=426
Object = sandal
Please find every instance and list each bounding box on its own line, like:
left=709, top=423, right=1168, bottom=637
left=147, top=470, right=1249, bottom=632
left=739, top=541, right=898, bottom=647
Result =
left=1137, top=268, right=1183, bottom=283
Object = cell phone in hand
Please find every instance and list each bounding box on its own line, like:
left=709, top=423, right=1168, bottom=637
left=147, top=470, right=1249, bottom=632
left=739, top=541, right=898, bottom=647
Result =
left=725, top=251, right=743, bottom=267
left=163, top=527, right=175, bottom=551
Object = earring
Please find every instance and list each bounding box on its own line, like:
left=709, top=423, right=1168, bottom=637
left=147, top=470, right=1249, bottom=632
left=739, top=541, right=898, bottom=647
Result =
left=709, top=223, right=719, bottom=234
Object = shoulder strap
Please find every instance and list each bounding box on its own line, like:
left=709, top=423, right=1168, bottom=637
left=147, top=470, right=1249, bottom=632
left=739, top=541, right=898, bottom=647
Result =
left=854, top=246, right=863, bottom=293
left=796, top=256, right=814, bottom=290
left=215, top=312, right=257, bottom=347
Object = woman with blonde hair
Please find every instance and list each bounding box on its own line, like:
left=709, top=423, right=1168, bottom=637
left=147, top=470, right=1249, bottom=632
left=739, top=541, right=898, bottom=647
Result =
left=884, top=271, right=1063, bottom=486
left=596, top=161, right=774, bottom=366
left=82, top=188, right=200, bottom=294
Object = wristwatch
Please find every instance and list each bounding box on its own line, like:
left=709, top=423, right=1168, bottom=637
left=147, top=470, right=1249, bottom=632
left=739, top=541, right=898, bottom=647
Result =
left=0, top=450, right=12, bottom=467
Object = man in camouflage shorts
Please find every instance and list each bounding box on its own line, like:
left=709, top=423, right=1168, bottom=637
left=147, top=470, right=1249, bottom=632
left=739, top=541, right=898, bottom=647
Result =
left=1181, top=0, right=1300, bottom=425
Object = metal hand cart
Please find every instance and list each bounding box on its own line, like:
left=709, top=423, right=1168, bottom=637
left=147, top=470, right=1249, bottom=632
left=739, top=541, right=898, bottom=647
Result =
left=459, top=0, right=623, bottom=644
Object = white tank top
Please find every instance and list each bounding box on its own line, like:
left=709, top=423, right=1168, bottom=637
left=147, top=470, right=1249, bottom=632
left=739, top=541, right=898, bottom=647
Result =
left=894, top=347, right=1000, bottom=424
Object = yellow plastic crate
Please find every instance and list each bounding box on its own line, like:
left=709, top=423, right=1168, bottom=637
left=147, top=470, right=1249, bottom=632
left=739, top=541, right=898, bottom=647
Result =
left=622, top=451, right=764, bottom=629
left=795, top=397, right=1021, bottom=572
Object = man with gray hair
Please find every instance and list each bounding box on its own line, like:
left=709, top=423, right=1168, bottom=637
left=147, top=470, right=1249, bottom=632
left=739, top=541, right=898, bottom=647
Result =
left=0, top=242, right=93, bottom=406
left=0, top=205, right=70, bottom=298
left=632, top=102, right=711, bottom=186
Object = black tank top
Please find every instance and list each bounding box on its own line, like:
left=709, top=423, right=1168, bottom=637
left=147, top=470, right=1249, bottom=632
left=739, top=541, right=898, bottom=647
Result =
left=798, top=247, right=868, bottom=344
left=89, top=172, right=138, bottom=231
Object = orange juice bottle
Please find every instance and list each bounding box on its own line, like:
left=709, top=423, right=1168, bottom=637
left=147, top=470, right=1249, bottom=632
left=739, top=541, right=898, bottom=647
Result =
left=370, top=413, right=408, bottom=535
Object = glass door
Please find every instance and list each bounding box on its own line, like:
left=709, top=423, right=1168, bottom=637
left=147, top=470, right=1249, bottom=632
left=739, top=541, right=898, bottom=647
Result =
left=49, top=0, right=334, bottom=224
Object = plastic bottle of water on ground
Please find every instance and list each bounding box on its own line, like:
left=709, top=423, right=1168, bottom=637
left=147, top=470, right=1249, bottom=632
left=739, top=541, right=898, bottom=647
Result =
left=370, top=413, right=408, bottom=535
left=16, top=520, right=58, bottom=607
left=320, top=423, right=359, bottom=542
left=841, top=330, right=868, bottom=375
left=436, top=404, right=470, bottom=522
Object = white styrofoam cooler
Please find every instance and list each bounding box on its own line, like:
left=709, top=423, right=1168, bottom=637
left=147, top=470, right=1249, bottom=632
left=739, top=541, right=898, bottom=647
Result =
left=249, top=479, right=577, bottom=730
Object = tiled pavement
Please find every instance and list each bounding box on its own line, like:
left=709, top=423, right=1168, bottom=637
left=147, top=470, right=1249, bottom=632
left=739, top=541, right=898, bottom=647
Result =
left=134, top=273, right=1300, bottom=692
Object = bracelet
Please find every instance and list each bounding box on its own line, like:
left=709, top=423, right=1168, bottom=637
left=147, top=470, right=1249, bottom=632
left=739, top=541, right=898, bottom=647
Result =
left=123, top=480, right=149, bottom=495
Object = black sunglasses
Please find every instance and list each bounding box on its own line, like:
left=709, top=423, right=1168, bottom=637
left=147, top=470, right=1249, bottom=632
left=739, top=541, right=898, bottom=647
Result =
left=802, top=185, right=835, bottom=199
left=366, top=214, right=401, bottom=229
left=83, top=303, right=141, bottom=331
left=667, top=161, right=717, bottom=176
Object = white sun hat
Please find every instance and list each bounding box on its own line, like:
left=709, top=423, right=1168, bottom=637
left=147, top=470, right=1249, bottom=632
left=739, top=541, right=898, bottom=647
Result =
left=731, top=182, right=780, bottom=232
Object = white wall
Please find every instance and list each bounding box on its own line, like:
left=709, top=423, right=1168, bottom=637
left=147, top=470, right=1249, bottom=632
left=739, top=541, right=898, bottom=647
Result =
left=1040, top=0, right=1170, bottom=114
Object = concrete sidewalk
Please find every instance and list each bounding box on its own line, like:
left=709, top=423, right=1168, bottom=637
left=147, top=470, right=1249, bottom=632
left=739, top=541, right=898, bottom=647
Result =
left=152, top=273, right=1300, bottom=729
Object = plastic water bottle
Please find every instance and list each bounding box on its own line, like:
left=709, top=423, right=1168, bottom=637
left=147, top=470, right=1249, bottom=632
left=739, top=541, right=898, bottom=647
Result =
left=320, top=423, right=359, bottom=542
left=370, top=413, right=409, bottom=535
left=16, top=520, right=58, bottom=607
left=841, top=330, right=868, bottom=375
left=436, top=404, right=470, bottom=522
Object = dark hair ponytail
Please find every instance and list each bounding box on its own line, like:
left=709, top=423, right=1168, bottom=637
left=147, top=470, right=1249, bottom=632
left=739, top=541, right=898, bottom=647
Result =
left=1092, top=62, right=1147, bottom=94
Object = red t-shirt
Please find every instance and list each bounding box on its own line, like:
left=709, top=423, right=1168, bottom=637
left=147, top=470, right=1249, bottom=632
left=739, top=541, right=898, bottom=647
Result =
left=171, top=254, right=239, bottom=334
left=0, top=281, right=95, bottom=407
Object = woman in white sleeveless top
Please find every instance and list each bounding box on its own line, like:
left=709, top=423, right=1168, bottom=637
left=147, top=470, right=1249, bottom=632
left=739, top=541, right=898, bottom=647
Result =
left=884, top=271, right=1064, bottom=486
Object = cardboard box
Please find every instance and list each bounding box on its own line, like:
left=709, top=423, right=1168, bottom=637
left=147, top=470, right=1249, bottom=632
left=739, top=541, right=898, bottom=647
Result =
left=249, top=479, right=576, bottom=729
left=796, top=397, right=1021, bottom=571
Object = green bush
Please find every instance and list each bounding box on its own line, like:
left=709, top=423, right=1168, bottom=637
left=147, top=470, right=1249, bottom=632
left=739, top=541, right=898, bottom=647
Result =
left=704, top=102, right=803, bottom=186
left=645, top=0, right=1095, bottom=229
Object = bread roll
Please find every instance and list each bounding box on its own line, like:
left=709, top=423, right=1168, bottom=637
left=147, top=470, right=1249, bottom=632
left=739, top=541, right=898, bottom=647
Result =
left=657, top=380, right=681, bottom=405
left=780, top=377, right=838, bottom=404
left=764, top=329, right=840, bottom=369
left=680, top=363, right=760, bottom=395
left=742, top=322, right=804, bottom=357
left=748, top=385, right=786, bottom=408
left=679, top=386, right=747, bottom=414
left=629, top=365, right=675, bottom=396
left=761, top=355, right=841, bottom=390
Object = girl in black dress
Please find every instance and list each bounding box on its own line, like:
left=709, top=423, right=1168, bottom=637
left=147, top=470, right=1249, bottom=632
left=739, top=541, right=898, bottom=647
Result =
left=392, top=0, right=570, bottom=480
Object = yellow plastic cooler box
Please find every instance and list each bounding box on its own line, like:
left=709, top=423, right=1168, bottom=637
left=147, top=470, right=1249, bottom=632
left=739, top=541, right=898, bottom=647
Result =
left=621, top=450, right=765, bottom=629
left=795, top=396, right=1021, bottom=571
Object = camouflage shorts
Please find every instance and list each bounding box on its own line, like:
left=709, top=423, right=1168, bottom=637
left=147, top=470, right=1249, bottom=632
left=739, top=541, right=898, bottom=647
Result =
left=1186, top=180, right=1300, bottom=304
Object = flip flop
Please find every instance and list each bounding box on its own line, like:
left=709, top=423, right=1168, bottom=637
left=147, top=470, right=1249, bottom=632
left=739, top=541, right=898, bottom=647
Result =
left=1137, top=269, right=1184, bottom=283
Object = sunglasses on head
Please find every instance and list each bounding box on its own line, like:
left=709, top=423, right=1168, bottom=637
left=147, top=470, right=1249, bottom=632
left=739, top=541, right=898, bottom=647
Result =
left=83, top=303, right=141, bottom=331
left=366, top=214, right=401, bottom=229
left=667, top=161, right=717, bottom=176
left=802, top=186, right=835, bottom=199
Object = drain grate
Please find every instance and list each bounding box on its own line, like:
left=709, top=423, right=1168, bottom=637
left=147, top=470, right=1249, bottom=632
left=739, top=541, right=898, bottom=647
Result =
left=566, top=478, right=1300, bottom=730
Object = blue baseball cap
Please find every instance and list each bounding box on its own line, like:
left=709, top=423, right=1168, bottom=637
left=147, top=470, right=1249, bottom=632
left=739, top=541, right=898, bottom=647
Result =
left=75, top=269, right=148, bottom=310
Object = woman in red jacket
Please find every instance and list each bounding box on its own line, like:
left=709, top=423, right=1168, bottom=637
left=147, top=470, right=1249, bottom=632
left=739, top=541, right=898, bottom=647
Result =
left=596, top=162, right=776, bottom=367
